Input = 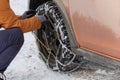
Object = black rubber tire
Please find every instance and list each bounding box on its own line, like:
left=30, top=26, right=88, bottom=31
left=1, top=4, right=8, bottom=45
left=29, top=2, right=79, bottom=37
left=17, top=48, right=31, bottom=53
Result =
left=34, top=1, right=80, bottom=72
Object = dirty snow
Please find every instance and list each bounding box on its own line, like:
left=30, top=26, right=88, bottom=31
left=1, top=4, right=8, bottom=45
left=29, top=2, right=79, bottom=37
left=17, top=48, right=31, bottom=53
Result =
left=4, top=0, right=120, bottom=80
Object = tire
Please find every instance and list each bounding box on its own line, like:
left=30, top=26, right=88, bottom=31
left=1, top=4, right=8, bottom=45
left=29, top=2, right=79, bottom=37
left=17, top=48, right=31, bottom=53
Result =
left=34, top=1, right=81, bottom=72
left=29, top=0, right=50, bottom=10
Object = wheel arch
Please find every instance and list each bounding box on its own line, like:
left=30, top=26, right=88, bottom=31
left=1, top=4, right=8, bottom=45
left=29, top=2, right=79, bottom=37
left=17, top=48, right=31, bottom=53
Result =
left=53, top=0, right=120, bottom=69
left=53, top=0, right=78, bottom=49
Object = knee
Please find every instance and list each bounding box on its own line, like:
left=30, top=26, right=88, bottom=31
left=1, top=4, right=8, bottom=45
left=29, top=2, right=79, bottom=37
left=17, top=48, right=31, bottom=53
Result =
left=9, top=28, right=24, bottom=45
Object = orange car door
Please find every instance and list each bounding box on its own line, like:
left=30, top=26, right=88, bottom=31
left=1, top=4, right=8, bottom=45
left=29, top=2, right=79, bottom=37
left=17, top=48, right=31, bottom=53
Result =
left=69, top=0, right=120, bottom=60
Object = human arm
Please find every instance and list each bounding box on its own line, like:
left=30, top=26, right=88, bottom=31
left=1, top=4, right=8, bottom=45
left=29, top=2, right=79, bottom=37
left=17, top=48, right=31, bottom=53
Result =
left=0, top=0, right=41, bottom=33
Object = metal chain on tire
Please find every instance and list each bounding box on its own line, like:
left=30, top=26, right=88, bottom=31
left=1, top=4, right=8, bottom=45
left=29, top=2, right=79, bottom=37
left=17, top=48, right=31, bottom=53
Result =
left=33, top=1, right=82, bottom=72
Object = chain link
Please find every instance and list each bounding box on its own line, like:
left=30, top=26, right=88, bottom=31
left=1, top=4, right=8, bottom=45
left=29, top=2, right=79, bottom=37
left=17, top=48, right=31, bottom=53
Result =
left=33, top=1, right=82, bottom=71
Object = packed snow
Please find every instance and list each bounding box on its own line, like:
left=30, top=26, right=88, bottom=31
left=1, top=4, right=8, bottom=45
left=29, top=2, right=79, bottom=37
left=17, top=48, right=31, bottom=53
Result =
left=4, top=0, right=120, bottom=80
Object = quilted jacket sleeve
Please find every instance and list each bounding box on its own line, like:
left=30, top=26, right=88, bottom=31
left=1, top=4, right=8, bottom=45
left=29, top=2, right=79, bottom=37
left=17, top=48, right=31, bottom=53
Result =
left=0, top=0, right=41, bottom=33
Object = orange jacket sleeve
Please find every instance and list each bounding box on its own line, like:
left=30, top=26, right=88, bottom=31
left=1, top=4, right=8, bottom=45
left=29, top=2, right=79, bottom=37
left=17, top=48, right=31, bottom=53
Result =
left=0, top=0, right=41, bottom=33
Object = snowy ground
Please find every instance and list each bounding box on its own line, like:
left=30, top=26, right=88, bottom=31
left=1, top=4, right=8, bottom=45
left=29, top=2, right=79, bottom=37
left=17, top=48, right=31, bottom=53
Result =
left=4, top=0, right=120, bottom=80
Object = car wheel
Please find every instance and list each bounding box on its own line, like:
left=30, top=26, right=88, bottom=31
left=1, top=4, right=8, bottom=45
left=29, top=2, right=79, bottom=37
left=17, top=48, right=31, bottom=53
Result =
left=33, top=1, right=81, bottom=72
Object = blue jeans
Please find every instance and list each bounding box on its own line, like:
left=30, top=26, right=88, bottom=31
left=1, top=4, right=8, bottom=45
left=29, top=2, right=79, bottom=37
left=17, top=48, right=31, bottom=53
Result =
left=0, top=28, right=24, bottom=73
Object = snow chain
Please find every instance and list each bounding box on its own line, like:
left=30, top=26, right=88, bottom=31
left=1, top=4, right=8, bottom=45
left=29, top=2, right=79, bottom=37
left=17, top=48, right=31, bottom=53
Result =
left=33, top=1, right=83, bottom=72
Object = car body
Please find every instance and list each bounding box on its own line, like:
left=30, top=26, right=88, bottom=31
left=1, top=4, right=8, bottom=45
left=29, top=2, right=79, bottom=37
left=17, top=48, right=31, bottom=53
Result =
left=29, top=0, right=120, bottom=71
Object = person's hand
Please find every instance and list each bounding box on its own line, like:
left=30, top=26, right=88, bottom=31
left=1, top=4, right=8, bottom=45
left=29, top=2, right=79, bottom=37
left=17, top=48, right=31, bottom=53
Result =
left=37, top=15, right=50, bottom=25
left=38, top=15, right=47, bottom=23
left=22, top=9, right=37, bottom=19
